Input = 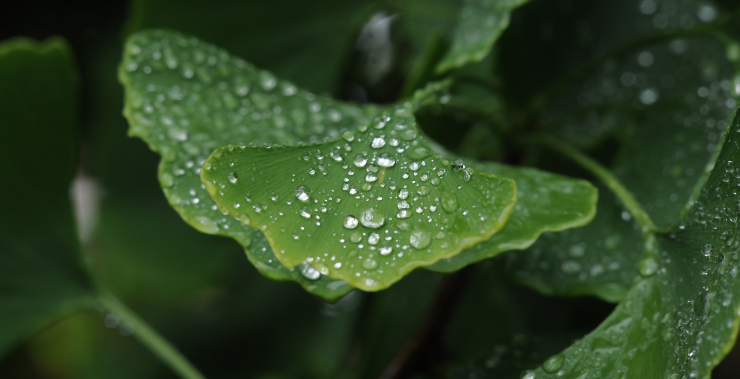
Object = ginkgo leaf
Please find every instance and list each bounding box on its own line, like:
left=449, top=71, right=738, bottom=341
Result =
left=517, top=107, right=740, bottom=379
left=436, top=0, right=531, bottom=73
left=0, top=37, right=96, bottom=356
left=429, top=161, right=597, bottom=273
left=200, top=102, right=517, bottom=291
left=119, top=29, right=381, bottom=301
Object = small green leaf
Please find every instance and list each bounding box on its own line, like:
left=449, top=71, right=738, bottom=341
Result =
left=429, top=162, right=597, bottom=273
left=521, top=109, right=740, bottom=378
left=0, top=38, right=95, bottom=356
left=120, top=30, right=380, bottom=301
left=201, top=104, right=517, bottom=291
left=436, top=0, right=531, bottom=73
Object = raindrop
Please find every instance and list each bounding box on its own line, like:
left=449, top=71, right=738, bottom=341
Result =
left=300, top=208, right=311, bottom=218
left=354, top=154, right=368, bottom=167
left=441, top=192, right=459, bottom=213
left=380, top=246, right=393, bottom=255
left=300, top=264, right=320, bottom=280
left=368, top=233, right=380, bottom=245
left=377, top=153, right=396, bottom=167
left=371, top=137, right=386, bottom=148
left=543, top=354, right=564, bottom=373
left=360, top=207, right=386, bottom=228
left=363, top=258, right=378, bottom=270
left=227, top=171, right=239, bottom=184
left=295, top=185, right=311, bottom=202
left=398, top=188, right=410, bottom=199
left=410, top=228, right=432, bottom=249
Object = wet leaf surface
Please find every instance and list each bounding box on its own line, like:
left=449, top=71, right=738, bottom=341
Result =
left=201, top=103, right=516, bottom=291
left=120, top=30, right=379, bottom=300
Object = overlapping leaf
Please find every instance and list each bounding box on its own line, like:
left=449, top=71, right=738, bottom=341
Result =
left=0, top=38, right=96, bottom=356
left=507, top=4, right=739, bottom=301
left=120, top=30, right=375, bottom=301
left=515, top=107, right=740, bottom=379
left=430, top=162, right=597, bottom=273
left=201, top=103, right=517, bottom=291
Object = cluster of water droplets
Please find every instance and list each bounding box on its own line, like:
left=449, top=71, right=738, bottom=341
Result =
left=202, top=104, right=514, bottom=289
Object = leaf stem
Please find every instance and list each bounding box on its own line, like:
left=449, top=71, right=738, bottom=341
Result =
left=533, top=136, right=657, bottom=232
left=99, top=295, right=206, bottom=379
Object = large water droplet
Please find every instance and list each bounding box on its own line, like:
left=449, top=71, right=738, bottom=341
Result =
left=344, top=215, right=359, bottom=229
left=368, top=233, right=380, bottom=245
left=300, top=263, right=320, bottom=280
left=410, top=228, right=432, bottom=249
left=406, top=147, right=431, bottom=160
left=363, top=258, right=378, bottom=270
left=371, top=137, right=386, bottom=148
left=295, top=185, right=311, bottom=202
left=543, top=354, right=564, bottom=373
left=354, top=154, right=368, bottom=167
left=227, top=171, right=239, bottom=184
left=360, top=207, right=386, bottom=228
left=639, top=257, right=658, bottom=277
left=398, top=188, right=409, bottom=199
left=441, top=192, right=459, bottom=213
left=377, top=153, right=396, bottom=167
left=379, top=246, right=393, bottom=255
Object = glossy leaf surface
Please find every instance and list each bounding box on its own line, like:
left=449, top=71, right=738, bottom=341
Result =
left=120, top=30, right=374, bottom=301
left=201, top=104, right=517, bottom=291
left=0, top=38, right=95, bottom=356
left=430, top=162, right=597, bottom=273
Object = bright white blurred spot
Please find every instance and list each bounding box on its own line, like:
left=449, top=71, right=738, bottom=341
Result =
left=71, top=174, right=103, bottom=244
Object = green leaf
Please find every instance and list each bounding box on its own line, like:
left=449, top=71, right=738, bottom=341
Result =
left=119, top=30, right=376, bottom=301
left=436, top=0, right=531, bottom=73
left=510, top=28, right=738, bottom=300
left=520, top=110, right=740, bottom=378
left=507, top=184, right=643, bottom=303
left=429, top=162, right=597, bottom=273
left=128, top=0, right=379, bottom=94
left=0, top=37, right=96, bottom=356
left=200, top=103, right=517, bottom=291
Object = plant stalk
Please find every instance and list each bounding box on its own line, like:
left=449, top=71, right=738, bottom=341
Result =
left=99, top=295, right=206, bottom=379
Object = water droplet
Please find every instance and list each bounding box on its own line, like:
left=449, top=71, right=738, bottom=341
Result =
left=350, top=231, right=362, bottom=243
left=300, top=264, right=320, bottom=280
left=227, top=172, right=239, bottom=184
left=543, top=354, right=564, bottom=373
left=377, top=153, right=396, bottom=167
left=300, top=208, right=311, bottom=218
left=400, top=129, right=417, bottom=141
left=398, top=188, right=409, bottom=199
left=354, top=154, right=368, bottom=167
left=441, top=192, right=458, bottom=213
left=360, top=207, right=386, bottom=228
left=365, top=172, right=378, bottom=182
left=363, top=258, right=378, bottom=270
left=417, top=186, right=430, bottom=195
left=406, top=147, right=431, bottom=159
left=371, top=137, right=386, bottom=148
left=639, top=257, right=658, bottom=277
left=295, top=185, right=311, bottom=202
left=410, top=228, right=432, bottom=249
left=368, top=233, right=380, bottom=245
left=380, top=246, right=393, bottom=255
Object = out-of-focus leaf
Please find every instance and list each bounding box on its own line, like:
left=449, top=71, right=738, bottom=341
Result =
left=0, top=37, right=96, bottom=356
left=436, top=0, right=530, bottom=73
left=429, top=162, right=596, bottom=273
left=508, top=2, right=738, bottom=301
left=507, top=184, right=643, bottom=303
left=201, top=101, right=517, bottom=291
left=519, top=109, right=740, bottom=378
left=128, top=0, right=379, bottom=94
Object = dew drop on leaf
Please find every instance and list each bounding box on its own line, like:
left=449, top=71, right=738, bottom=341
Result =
left=295, top=185, right=311, bottom=202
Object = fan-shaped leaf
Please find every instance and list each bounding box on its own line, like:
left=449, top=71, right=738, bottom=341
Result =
left=119, top=30, right=378, bottom=301
left=201, top=103, right=517, bottom=291
left=429, top=162, right=597, bottom=273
